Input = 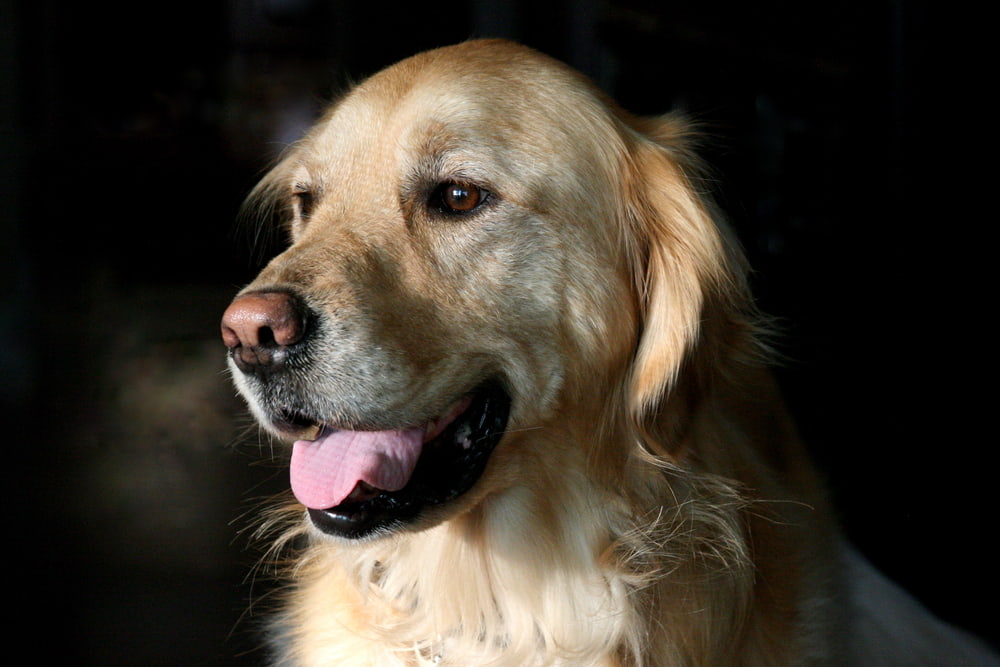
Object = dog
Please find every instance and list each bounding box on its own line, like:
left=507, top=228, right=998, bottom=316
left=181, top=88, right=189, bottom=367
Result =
left=221, top=39, right=998, bottom=666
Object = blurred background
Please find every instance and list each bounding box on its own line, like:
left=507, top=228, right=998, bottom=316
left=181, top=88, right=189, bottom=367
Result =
left=2, top=1, right=988, bottom=664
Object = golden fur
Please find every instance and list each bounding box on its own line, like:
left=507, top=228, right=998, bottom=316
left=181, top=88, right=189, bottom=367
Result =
left=224, top=40, right=997, bottom=666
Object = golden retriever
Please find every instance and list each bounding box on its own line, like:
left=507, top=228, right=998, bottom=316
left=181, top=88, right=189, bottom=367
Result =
left=221, top=39, right=998, bottom=666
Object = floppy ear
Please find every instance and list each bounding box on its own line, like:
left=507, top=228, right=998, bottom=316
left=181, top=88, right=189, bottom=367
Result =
left=623, top=116, right=747, bottom=423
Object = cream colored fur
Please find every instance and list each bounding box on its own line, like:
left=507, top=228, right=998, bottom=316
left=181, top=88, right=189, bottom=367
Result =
left=229, top=40, right=998, bottom=666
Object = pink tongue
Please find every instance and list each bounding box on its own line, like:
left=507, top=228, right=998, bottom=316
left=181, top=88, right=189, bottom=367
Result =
left=290, top=427, right=424, bottom=510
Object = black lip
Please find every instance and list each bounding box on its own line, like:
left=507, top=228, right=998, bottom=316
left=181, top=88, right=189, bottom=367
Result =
left=274, top=408, right=317, bottom=433
left=307, top=382, right=511, bottom=539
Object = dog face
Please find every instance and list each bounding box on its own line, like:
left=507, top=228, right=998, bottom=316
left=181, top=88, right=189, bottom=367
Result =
left=222, top=40, right=732, bottom=541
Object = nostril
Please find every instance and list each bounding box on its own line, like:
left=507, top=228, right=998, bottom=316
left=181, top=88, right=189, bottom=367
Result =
left=221, top=323, right=241, bottom=350
left=256, top=325, right=277, bottom=347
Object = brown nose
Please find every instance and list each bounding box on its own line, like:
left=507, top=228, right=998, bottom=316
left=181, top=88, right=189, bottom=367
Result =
left=221, top=290, right=307, bottom=374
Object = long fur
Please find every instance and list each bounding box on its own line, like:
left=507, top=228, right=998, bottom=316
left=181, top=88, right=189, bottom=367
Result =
left=226, top=40, right=999, bottom=666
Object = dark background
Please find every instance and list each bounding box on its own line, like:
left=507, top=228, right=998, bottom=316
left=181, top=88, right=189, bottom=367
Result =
left=2, top=1, right=989, bottom=664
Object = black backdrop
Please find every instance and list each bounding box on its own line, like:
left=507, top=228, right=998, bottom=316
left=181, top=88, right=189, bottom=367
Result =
left=3, top=1, right=989, bottom=664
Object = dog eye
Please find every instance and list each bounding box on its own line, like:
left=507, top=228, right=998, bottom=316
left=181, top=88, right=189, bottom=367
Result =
left=433, top=181, right=489, bottom=215
left=293, top=187, right=315, bottom=220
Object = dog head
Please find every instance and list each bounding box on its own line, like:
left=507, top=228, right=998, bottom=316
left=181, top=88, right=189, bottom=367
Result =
left=222, top=39, right=749, bottom=540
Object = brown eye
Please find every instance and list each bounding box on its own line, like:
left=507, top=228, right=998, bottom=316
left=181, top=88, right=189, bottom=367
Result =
left=435, top=181, right=488, bottom=214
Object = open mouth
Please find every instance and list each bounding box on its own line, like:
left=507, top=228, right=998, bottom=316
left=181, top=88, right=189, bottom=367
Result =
left=285, top=382, right=510, bottom=539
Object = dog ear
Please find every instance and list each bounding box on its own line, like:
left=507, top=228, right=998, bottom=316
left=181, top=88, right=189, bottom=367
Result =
left=622, top=117, right=747, bottom=423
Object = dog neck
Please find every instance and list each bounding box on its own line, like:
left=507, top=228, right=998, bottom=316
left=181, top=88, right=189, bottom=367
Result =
left=270, top=425, right=760, bottom=666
